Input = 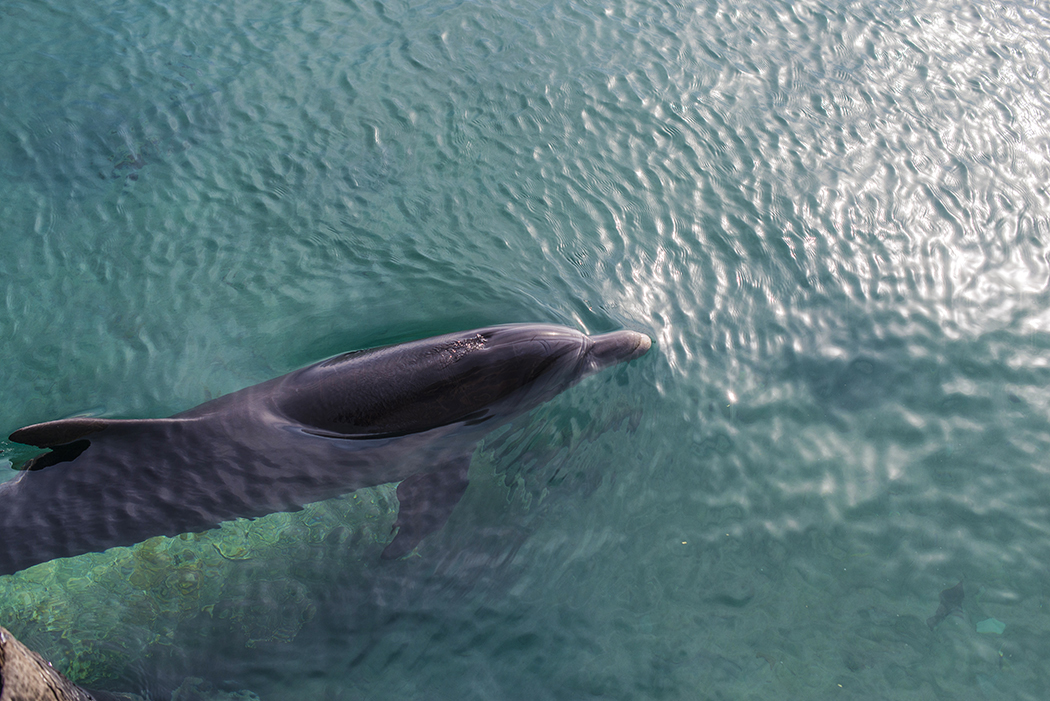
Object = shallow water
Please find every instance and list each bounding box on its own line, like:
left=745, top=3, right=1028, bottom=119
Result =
left=2, top=0, right=1050, bottom=698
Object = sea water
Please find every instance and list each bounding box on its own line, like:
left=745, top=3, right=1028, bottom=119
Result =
left=1, top=0, right=1049, bottom=698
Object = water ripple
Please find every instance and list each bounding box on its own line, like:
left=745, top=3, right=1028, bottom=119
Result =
left=3, top=0, right=1050, bottom=697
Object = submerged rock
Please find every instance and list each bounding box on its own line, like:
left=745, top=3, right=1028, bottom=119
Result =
left=0, top=485, right=398, bottom=686
left=1, top=625, right=263, bottom=701
left=0, top=625, right=124, bottom=701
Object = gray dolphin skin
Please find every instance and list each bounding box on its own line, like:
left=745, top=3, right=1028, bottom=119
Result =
left=2, top=324, right=650, bottom=575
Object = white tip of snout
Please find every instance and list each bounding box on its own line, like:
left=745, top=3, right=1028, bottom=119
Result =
left=586, top=329, right=652, bottom=368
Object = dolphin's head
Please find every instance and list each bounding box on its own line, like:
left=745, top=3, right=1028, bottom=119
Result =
left=459, top=324, right=652, bottom=410
left=277, top=323, right=651, bottom=438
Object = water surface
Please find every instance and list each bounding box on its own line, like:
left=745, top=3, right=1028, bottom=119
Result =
left=2, top=0, right=1050, bottom=698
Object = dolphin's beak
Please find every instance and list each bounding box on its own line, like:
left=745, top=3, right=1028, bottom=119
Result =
left=585, top=330, right=652, bottom=370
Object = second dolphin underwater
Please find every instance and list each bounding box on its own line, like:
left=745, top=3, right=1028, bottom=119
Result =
left=2, top=324, right=650, bottom=576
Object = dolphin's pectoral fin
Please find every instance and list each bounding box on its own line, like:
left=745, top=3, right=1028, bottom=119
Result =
left=381, top=452, right=472, bottom=559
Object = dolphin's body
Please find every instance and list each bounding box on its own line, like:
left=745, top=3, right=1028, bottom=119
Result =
left=1, top=324, right=650, bottom=575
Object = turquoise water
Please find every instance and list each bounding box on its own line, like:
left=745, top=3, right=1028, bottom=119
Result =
left=2, top=0, right=1050, bottom=697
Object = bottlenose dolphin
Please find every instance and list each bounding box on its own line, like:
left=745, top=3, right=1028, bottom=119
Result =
left=2, top=324, right=650, bottom=575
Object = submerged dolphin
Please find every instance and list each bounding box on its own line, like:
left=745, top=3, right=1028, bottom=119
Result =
left=1, top=324, right=650, bottom=575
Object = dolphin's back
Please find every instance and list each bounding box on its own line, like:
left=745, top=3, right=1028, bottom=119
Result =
left=270, top=326, right=582, bottom=438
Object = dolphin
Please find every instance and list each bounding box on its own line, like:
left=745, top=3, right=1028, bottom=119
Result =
left=1, top=324, right=650, bottom=575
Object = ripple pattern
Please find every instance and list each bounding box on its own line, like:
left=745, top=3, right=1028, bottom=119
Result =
left=3, top=0, right=1050, bottom=697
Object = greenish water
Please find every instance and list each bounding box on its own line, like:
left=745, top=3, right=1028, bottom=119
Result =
left=2, top=0, right=1050, bottom=698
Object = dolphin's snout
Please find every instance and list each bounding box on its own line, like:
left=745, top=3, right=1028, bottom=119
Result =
left=585, top=330, right=652, bottom=370
left=629, top=331, right=652, bottom=358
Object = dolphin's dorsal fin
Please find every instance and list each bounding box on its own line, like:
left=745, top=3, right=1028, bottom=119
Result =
left=381, top=451, right=473, bottom=559
left=8, top=417, right=114, bottom=448
left=9, top=417, right=197, bottom=448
